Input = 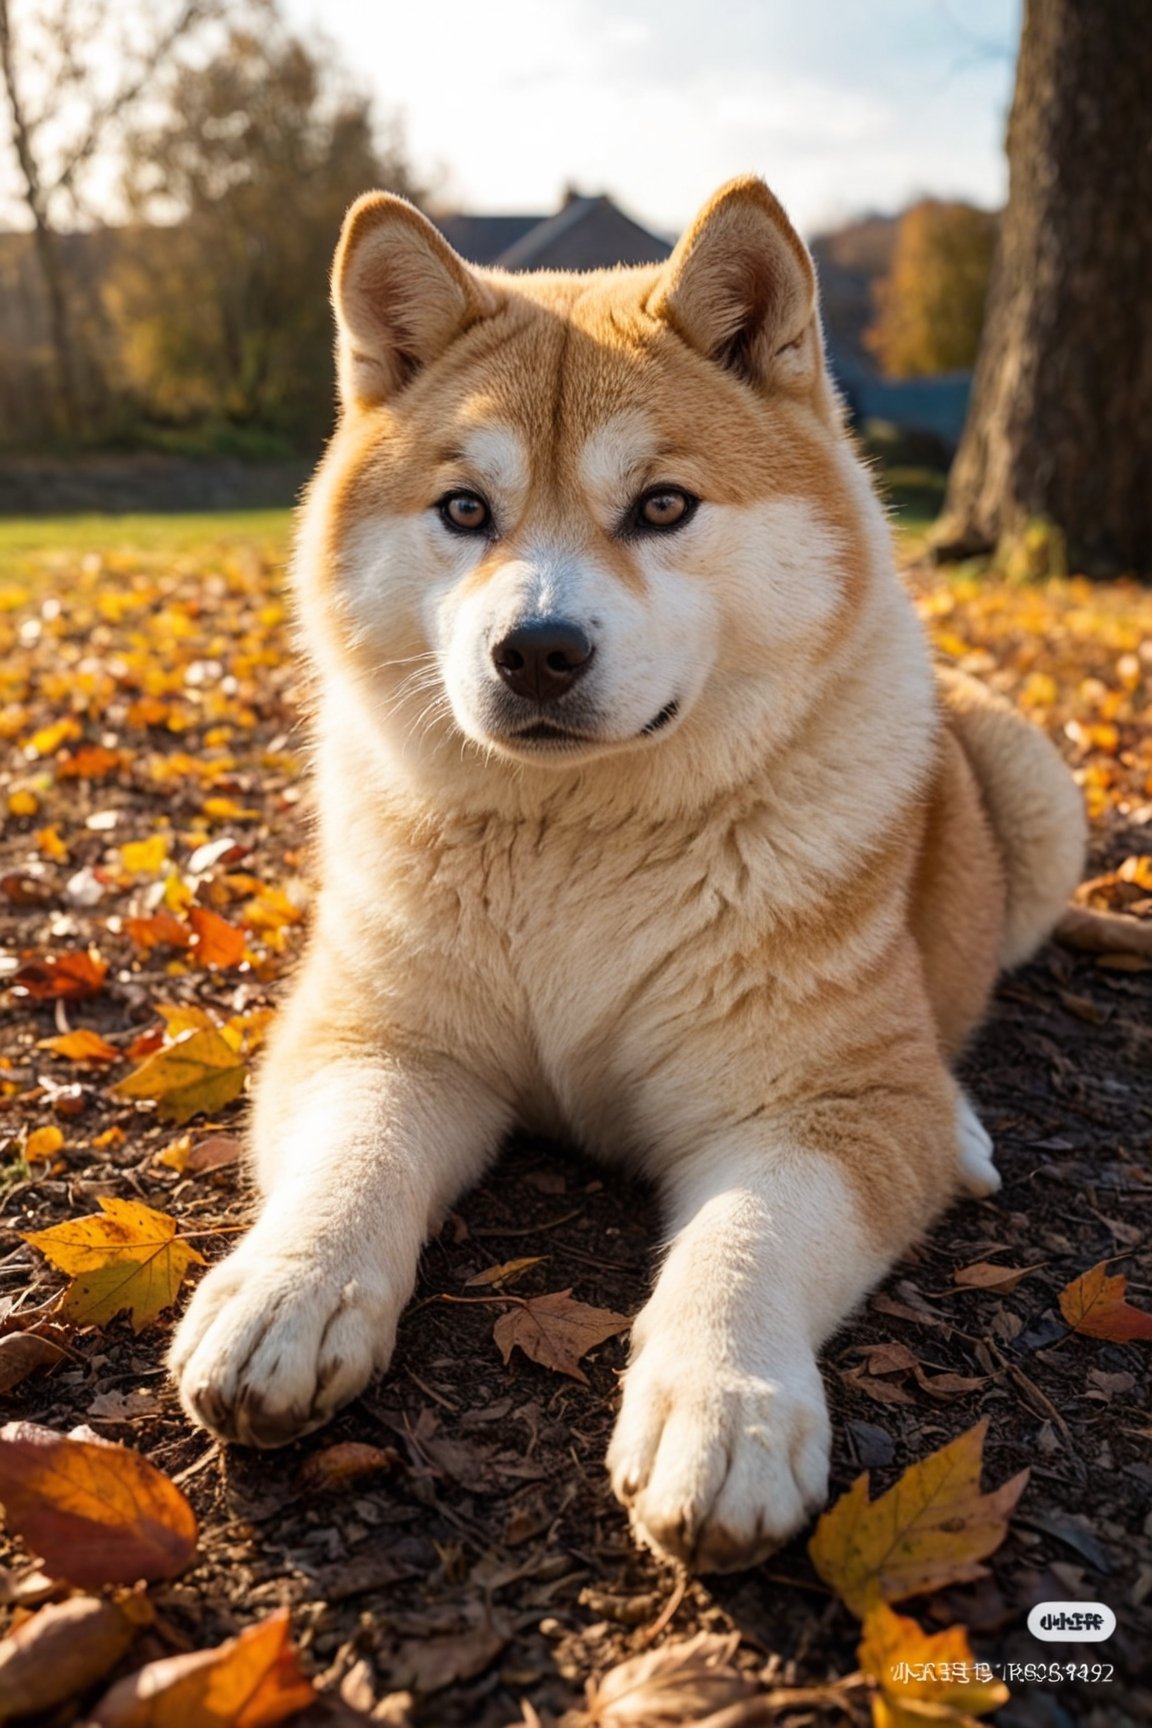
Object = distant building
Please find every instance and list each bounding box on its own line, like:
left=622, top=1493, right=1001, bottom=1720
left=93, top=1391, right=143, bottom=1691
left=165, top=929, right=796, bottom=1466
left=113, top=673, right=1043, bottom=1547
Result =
left=431, top=192, right=672, bottom=272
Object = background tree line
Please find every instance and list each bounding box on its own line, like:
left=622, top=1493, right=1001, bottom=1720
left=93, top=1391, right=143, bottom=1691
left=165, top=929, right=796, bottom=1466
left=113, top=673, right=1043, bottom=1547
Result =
left=0, top=0, right=421, bottom=452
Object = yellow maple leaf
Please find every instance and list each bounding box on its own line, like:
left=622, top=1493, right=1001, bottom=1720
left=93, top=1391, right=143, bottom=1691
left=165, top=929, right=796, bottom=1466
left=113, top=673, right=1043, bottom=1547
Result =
left=859, top=1603, right=1008, bottom=1728
left=111, top=1028, right=247, bottom=1125
left=808, top=1419, right=1028, bottom=1617
left=24, top=1125, right=65, bottom=1164
left=22, top=1198, right=204, bottom=1331
left=119, top=834, right=170, bottom=876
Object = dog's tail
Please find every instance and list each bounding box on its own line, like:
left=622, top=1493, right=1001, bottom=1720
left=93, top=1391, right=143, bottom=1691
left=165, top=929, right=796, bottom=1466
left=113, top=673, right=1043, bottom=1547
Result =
left=936, top=667, right=1087, bottom=969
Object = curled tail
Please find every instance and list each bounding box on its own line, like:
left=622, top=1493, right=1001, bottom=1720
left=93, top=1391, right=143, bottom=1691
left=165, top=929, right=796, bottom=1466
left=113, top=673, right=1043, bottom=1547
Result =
left=936, top=667, right=1087, bottom=969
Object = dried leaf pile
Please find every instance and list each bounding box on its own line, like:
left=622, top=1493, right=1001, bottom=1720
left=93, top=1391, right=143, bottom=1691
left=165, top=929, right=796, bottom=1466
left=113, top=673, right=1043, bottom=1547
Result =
left=1, top=528, right=1150, bottom=1726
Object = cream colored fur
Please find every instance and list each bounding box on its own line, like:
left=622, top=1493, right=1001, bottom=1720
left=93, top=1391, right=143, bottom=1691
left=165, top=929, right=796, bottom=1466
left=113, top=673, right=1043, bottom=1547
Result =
left=170, top=177, right=1085, bottom=1572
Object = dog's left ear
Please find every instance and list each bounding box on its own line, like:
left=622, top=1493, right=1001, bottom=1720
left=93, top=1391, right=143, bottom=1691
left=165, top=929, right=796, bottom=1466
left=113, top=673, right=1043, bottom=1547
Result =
left=649, top=177, right=820, bottom=392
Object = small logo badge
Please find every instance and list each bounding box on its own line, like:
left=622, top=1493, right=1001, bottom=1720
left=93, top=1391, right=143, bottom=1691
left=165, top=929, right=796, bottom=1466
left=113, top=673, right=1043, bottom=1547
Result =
left=1027, top=1602, right=1116, bottom=1642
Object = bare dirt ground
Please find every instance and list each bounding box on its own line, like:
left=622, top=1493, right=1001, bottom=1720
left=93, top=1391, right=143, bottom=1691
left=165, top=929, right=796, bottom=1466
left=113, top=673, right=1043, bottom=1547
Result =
left=1, top=529, right=1150, bottom=1726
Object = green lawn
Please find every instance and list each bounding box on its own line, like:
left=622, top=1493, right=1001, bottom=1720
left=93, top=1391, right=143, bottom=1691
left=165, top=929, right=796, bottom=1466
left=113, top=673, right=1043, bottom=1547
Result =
left=0, top=509, right=293, bottom=565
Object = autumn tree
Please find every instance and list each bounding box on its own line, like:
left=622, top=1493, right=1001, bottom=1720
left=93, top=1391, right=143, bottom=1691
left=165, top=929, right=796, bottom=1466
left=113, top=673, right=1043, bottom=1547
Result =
left=935, top=0, right=1152, bottom=576
left=0, top=0, right=224, bottom=436
left=866, top=200, right=997, bottom=378
left=109, top=26, right=420, bottom=443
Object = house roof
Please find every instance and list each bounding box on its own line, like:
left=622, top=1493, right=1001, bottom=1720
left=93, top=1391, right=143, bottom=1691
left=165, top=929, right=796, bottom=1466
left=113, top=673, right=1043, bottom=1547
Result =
left=429, top=213, right=542, bottom=265
left=494, top=195, right=672, bottom=271
left=430, top=194, right=672, bottom=274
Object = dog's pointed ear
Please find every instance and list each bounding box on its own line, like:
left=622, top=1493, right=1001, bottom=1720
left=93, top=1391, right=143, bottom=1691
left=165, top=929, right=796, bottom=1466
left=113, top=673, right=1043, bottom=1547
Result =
left=649, top=177, right=820, bottom=392
left=333, top=194, right=498, bottom=408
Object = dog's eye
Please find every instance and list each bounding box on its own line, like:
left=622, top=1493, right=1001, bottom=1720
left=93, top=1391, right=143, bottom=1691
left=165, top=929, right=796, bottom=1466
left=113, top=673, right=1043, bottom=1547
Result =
left=439, top=491, right=492, bottom=534
left=634, top=487, right=697, bottom=532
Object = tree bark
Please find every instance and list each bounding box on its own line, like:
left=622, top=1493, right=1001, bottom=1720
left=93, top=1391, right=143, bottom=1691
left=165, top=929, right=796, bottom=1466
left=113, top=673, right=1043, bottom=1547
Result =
left=935, top=0, right=1152, bottom=577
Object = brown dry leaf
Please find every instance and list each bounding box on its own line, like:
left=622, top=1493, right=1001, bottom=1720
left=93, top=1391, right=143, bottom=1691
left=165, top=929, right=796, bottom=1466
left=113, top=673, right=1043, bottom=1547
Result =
left=0, top=1332, right=68, bottom=1395
left=859, top=1601, right=1008, bottom=1727
left=89, top=1607, right=314, bottom=1726
left=581, top=1632, right=755, bottom=1726
left=807, top=1418, right=1028, bottom=1616
left=37, top=1029, right=121, bottom=1065
left=0, top=1421, right=198, bottom=1587
left=492, top=1290, right=630, bottom=1384
left=840, top=1364, right=918, bottom=1407
left=112, top=1028, right=247, bottom=1125
left=0, top=1594, right=138, bottom=1726
left=1058, top=1260, right=1152, bottom=1341
left=953, top=1260, right=1041, bottom=1293
left=187, top=903, right=247, bottom=969
left=11, top=949, right=108, bottom=1001
left=1055, top=904, right=1152, bottom=958
left=22, top=1196, right=205, bottom=1330
left=299, top=1443, right=399, bottom=1491
left=156, top=1134, right=244, bottom=1175
left=466, top=1255, right=545, bottom=1289
left=391, top=1605, right=510, bottom=1695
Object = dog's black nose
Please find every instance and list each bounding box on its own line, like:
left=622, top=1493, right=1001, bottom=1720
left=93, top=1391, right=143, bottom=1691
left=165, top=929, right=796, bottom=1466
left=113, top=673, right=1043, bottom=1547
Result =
left=491, top=619, right=594, bottom=703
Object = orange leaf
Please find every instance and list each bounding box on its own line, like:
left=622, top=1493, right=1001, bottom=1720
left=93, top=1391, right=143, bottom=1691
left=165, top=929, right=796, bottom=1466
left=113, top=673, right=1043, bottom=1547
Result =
left=89, top=1608, right=315, bottom=1727
left=55, top=745, right=123, bottom=781
left=859, top=1602, right=1008, bottom=1726
left=22, top=1197, right=205, bottom=1330
left=24, top=1125, right=65, bottom=1164
left=187, top=905, right=247, bottom=969
left=0, top=1595, right=138, bottom=1723
left=37, top=1029, right=121, bottom=1065
left=0, top=1422, right=198, bottom=1587
left=1058, top=1261, right=1152, bottom=1341
left=124, top=912, right=193, bottom=952
left=952, top=1260, right=1040, bottom=1294
left=12, top=950, right=107, bottom=1001
left=299, top=1443, right=399, bottom=1491
left=808, top=1419, right=1028, bottom=1617
left=492, top=1290, right=630, bottom=1384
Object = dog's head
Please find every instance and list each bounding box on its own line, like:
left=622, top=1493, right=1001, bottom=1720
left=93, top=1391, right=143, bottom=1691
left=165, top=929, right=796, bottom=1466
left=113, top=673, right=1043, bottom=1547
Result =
left=301, top=178, right=888, bottom=784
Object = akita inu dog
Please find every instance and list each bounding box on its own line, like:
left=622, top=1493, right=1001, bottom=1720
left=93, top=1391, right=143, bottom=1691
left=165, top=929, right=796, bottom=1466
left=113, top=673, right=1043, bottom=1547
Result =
left=171, top=178, right=1085, bottom=1571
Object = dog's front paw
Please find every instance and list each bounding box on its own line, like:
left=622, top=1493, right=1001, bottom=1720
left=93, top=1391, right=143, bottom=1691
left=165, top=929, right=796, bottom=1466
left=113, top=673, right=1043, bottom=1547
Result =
left=607, top=1342, right=830, bottom=1572
left=169, top=1246, right=396, bottom=1447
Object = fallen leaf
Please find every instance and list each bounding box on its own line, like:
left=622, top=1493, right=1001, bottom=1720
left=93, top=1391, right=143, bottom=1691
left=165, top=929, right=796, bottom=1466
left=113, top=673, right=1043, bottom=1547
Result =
left=0, top=1333, right=68, bottom=1395
left=859, top=1601, right=1008, bottom=1727
left=56, top=744, right=124, bottom=781
left=953, top=1260, right=1041, bottom=1293
left=187, top=904, right=247, bottom=969
left=492, top=1290, right=630, bottom=1384
left=0, top=1595, right=138, bottom=1726
left=299, top=1443, right=399, bottom=1490
left=11, top=950, right=107, bottom=1001
left=23, top=1196, right=205, bottom=1330
left=89, top=1608, right=314, bottom=1726
left=0, top=1421, right=198, bottom=1587
left=112, top=1028, right=247, bottom=1125
left=391, top=1605, right=510, bottom=1695
left=124, top=912, right=193, bottom=952
left=1, top=873, right=55, bottom=908
left=87, top=1388, right=160, bottom=1422
left=1058, top=1261, right=1152, bottom=1341
left=37, top=1029, right=121, bottom=1065
left=24, top=1125, right=65, bottom=1164
left=582, top=1632, right=755, bottom=1726
left=808, top=1418, right=1029, bottom=1616
left=119, top=834, right=170, bottom=875
left=466, top=1256, right=545, bottom=1289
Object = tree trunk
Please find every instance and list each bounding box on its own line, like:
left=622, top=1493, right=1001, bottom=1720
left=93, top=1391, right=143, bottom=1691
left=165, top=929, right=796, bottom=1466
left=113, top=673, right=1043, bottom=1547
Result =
left=0, top=0, right=79, bottom=437
left=935, top=0, right=1152, bottom=577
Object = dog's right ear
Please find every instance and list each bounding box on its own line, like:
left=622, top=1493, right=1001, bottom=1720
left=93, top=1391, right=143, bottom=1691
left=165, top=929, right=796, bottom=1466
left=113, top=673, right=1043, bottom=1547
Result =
left=333, top=194, right=498, bottom=408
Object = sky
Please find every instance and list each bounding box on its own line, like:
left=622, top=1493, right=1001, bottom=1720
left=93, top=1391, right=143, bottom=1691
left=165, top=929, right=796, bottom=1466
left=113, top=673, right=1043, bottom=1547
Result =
left=285, top=0, right=1021, bottom=238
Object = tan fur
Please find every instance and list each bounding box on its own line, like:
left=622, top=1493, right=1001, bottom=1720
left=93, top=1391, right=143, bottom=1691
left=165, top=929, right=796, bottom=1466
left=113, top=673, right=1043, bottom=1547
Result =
left=170, top=178, right=1085, bottom=1572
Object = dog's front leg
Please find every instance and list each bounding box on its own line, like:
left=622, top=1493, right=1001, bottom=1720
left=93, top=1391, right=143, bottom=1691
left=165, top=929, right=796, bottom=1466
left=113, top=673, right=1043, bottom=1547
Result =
left=608, top=1117, right=941, bottom=1573
left=170, top=1032, right=507, bottom=1448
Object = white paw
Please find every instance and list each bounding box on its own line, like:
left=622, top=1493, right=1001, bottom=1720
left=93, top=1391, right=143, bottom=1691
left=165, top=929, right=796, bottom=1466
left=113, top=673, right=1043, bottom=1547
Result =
left=956, top=1093, right=1001, bottom=1197
left=607, top=1342, right=831, bottom=1572
left=169, top=1245, right=397, bottom=1447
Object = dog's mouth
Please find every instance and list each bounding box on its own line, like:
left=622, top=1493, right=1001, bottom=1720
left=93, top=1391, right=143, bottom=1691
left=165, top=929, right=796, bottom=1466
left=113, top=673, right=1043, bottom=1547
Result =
left=510, top=699, right=681, bottom=751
